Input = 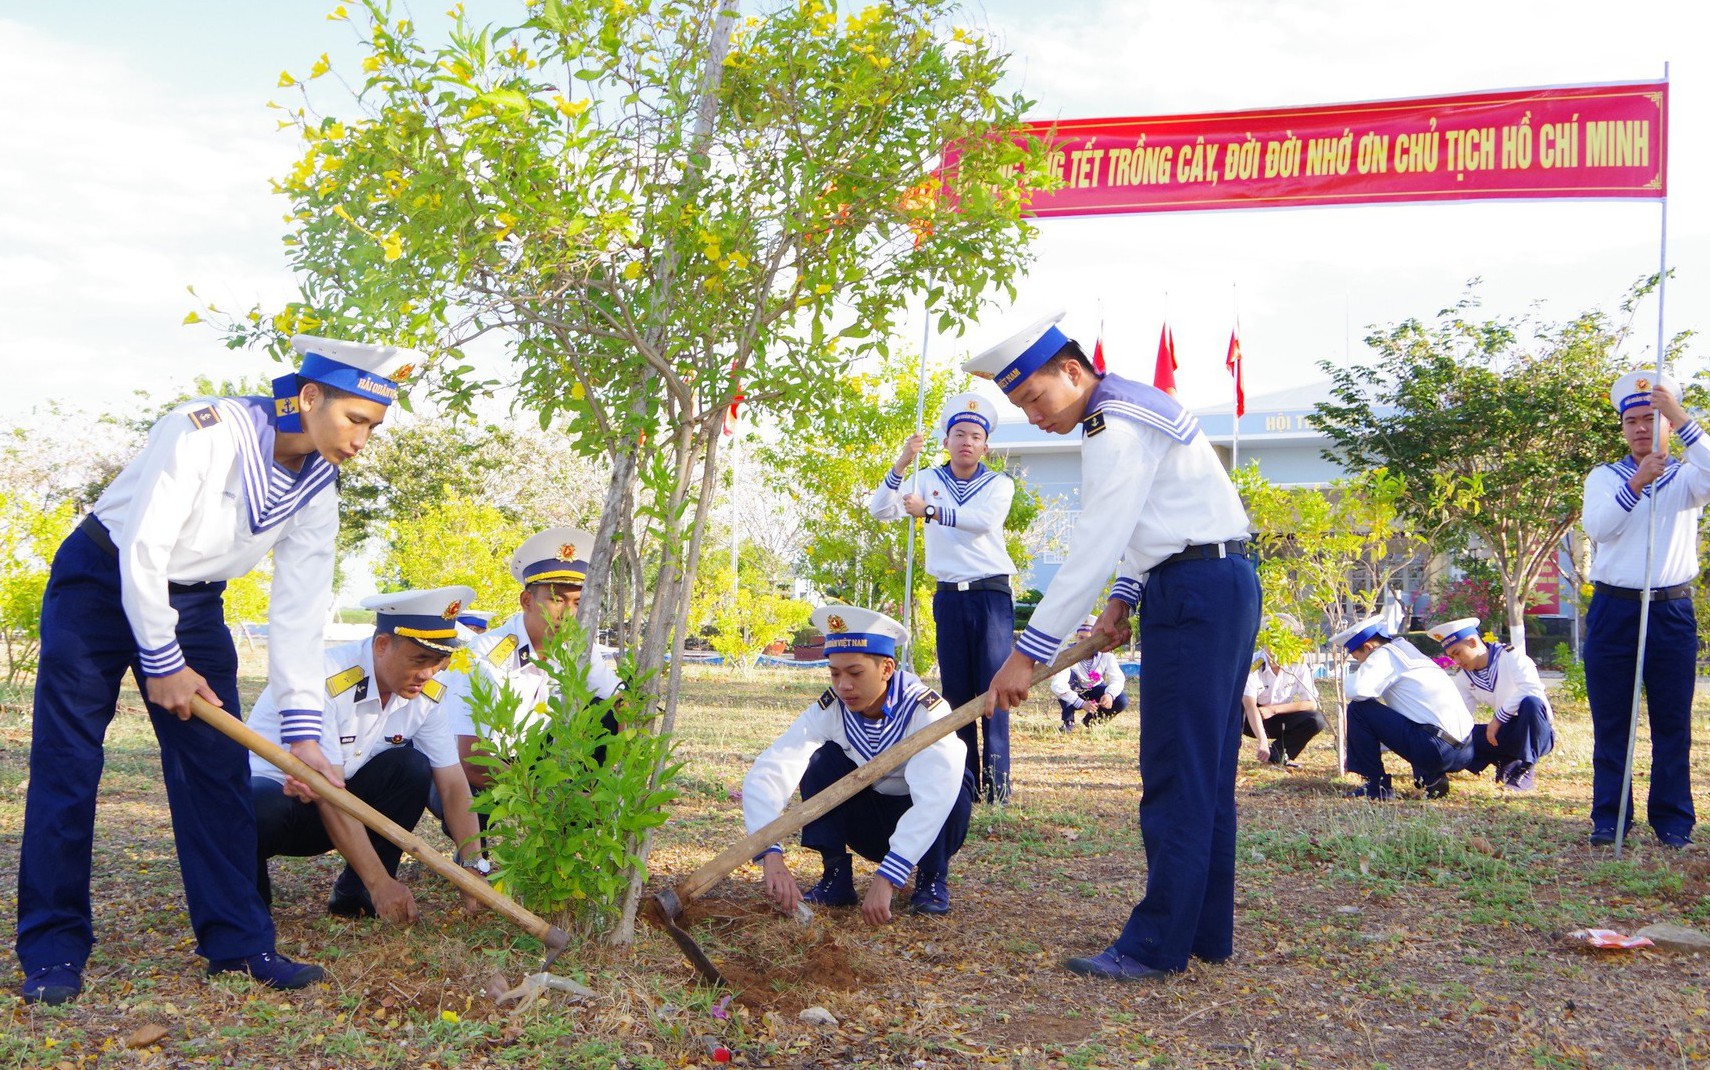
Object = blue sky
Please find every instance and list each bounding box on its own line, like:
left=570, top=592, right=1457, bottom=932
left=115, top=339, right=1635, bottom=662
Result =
left=2, top=0, right=1702, bottom=415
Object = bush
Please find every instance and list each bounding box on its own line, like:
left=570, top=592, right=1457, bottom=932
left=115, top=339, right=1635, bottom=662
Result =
left=1554, top=642, right=1588, bottom=702
left=464, top=620, right=680, bottom=935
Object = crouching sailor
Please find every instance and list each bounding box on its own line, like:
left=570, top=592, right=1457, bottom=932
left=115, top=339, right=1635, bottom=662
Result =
left=249, top=587, right=485, bottom=922
left=1049, top=617, right=1130, bottom=730
left=1426, top=617, right=1555, bottom=791
left=743, top=606, right=973, bottom=922
left=1335, top=617, right=1474, bottom=800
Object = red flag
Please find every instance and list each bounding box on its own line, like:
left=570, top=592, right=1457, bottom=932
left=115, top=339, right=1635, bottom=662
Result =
left=1092, top=323, right=1107, bottom=374
left=723, top=361, right=744, bottom=436
left=1226, top=328, right=1246, bottom=417
left=1152, top=323, right=1177, bottom=396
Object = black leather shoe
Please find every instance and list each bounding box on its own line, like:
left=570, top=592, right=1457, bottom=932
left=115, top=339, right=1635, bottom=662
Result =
left=1064, top=946, right=1170, bottom=981
left=907, top=871, right=950, bottom=915
left=1346, top=774, right=1394, bottom=801
left=1658, top=831, right=1693, bottom=850
left=1422, top=775, right=1451, bottom=799
left=801, top=854, right=858, bottom=907
left=327, top=886, right=377, bottom=918
left=1589, top=826, right=1626, bottom=847
left=21, top=963, right=81, bottom=1005
left=207, top=951, right=325, bottom=990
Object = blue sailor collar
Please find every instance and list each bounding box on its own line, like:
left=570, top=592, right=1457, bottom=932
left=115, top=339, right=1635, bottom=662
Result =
left=1465, top=642, right=1507, bottom=692
left=1609, top=453, right=1683, bottom=496
left=1079, top=373, right=1200, bottom=445
left=221, top=397, right=339, bottom=534
left=933, top=462, right=999, bottom=505
left=840, top=670, right=927, bottom=762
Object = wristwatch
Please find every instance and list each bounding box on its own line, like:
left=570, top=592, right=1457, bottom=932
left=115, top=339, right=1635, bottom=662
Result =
left=923, top=504, right=938, bottom=523
left=460, top=858, right=492, bottom=876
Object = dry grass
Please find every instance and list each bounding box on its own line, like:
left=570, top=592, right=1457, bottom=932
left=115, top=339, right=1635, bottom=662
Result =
left=2, top=660, right=1709, bottom=1068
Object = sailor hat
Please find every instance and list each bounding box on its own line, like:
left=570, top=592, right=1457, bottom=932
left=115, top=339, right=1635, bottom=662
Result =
left=962, top=311, right=1072, bottom=395
left=362, top=585, right=476, bottom=654
left=510, top=527, right=595, bottom=587
left=813, top=604, right=909, bottom=660
left=273, top=334, right=423, bottom=432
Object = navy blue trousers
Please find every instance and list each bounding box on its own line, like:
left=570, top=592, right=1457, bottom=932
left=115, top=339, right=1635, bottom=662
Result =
left=1584, top=592, right=1697, bottom=838
left=933, top=587, right=1013, bottom=802
left=253, top=745, right=432, bottom=903
left=17, top=527, right=274, bottom=973
left=1345, top=699, right=1473, bottom=784
left=1112, top=554, right=1260, bottom=973
left=798, top=742, right=973, bottom=877
left=1464, top=697, right=1556, bottom=774
left=1060, top=681, right=1129, bottom=726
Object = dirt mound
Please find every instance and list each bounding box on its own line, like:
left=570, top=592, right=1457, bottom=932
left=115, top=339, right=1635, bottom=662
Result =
left=672, top=894, right=864, bottom=1013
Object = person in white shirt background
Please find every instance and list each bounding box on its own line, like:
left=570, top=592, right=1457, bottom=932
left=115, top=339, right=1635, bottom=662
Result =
left=870, top=392, right=1017, bottom=803
left=1334, top=617, right=1475, bottom=801
left=1049, top=616, right=1130, bottom=731
left=16, top=336, right=416, bottom=1004
left=1241, top=647, right=1325, bottom=768
left=1426, top=617, right=1554, bottom=793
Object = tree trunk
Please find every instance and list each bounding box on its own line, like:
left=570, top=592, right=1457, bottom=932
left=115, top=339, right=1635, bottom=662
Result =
left=1503, top=581, right=1527, bottom=656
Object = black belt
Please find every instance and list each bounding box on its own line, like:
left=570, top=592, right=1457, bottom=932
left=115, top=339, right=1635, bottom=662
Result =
left=937, top=575, right=1011, bottom=594
left=1594, top=581, right=1693, bottom=602
left=1157, top=539, right=1250, bottom=569
left=78, top=514, right=118, bottom=557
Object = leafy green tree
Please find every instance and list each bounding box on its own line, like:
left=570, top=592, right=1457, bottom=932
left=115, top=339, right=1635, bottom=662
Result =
left=1235, top=465, right=1473, bottom=772
left=754, top=350, right=1040, bottom=674
left=0, top=491, right=77, bottom=685
left=209, top=0, right=1045, bottom=941
left=380, top=495, right=532, bottom=614
left=1311, top=282, right=1660, bottom=652
left=710, top=589, right=812, bottom=669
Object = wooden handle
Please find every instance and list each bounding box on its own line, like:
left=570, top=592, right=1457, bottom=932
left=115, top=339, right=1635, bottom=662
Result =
left=671, top=634, right=1113, bottom=905
left=189, top=696, right=567, bottom=951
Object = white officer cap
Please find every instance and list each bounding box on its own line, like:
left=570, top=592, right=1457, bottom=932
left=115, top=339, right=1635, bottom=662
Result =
left=362, top=584, right=476, bottom=654
left=812, top=604, right=908, bottom=660
left=1610, top=368, right=1680, bottom=414
left=1425, top=617, right=1481, bottom=649
left=511, top=527, right=596, bottom=586
left=1329, top=615, right=1389, bottom=654
left=938, top=392, right=1000, bottom=437
left=962, top=310, right=1072, bottom=395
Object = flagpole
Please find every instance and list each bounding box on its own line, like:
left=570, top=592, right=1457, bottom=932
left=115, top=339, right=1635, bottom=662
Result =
left=1614, top=61, right=1670, bottom=860
left=1231, top=284, right=1241, bottom=471
left=900, top=294, right=933, bottom=669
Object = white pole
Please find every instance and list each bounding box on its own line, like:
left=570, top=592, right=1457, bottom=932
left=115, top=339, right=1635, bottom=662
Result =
left=899, top=298, right=933, bottom=668
left=1231, top=285, right=1241, bottom=471
left=729, top=430, right=740, bottom=604
left=1614, top=62, right=1669, bottom=858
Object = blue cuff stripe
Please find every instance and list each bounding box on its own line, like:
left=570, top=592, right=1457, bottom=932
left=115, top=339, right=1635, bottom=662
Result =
left=941, top=507, right=956, bottom=528
left=1016, top=626, right=1060, bottom=663
left=1616, top=484, right=1639, bottom=512
left=279, top=709, right=322, bottom=743
left=876, top=852, right=914, bottom=887
left=138, top=641, right=186, bottom=676
left=1109, top=577, right=1142, bottom=607
left=752, top=845, right=783, bottom=863
left=1679, top=419, right=1702, bottom=446
left=884, top=470, right=903, bottom=489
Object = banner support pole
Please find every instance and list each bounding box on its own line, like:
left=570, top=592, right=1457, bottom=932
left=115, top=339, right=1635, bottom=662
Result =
left=900, top=295, right=933, bottom=669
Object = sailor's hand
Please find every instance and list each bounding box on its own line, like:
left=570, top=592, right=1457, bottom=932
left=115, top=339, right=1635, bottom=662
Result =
left=761, top=853, right=802, bottom=916
left=1094, top=601, right=1133, bottom=649
left=146, top=667, right=220, bottom=721
left=860, top=876, right=895, bottom=926
left=894, top=433, right=926, bottom=471
left=1630, top=450, right=1669, bottom=491
left=283, top=740, right=344, bottom=802
left=988, top=652, right=1034, bottom=716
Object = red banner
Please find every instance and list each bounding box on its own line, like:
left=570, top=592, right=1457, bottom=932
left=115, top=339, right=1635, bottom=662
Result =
left=995, top=82, right=1666, bottom=217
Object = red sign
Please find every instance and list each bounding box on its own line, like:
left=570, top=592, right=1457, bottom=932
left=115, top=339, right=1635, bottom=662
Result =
left=1527, top=553, right=1563, bottom=616
left=983, top=82, right=1667, bottom=217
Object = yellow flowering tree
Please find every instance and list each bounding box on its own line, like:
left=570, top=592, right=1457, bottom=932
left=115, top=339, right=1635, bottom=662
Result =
left=209, top=0, right=1048, bottom=941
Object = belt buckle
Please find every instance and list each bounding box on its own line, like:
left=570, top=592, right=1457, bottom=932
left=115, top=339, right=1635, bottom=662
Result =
left=957, top=580, right=972, bottom=592
left=1216, top=542, right=1228, bottom=559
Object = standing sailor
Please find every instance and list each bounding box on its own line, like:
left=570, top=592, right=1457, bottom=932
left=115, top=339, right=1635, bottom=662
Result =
left=16, top=335, right=416, bottom=1003
left=745, top=606, right=973, bottom=919
left=1580, top=372, right=1709, bottom=848
left=870, top=392, right=1016, bottom=803
left=1426, top=617, right=1555, bottom=791
left=970, top=312, right=1260, bottom=981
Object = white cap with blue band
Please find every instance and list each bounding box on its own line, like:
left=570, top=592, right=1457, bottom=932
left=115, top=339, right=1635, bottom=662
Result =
left=361, top=585, right=476, bottom=654
left=1609, top=369, right=1680, bottom=414
left=1425, top=617, right=1481, bottom=648
left=1329, top=615, right=1388, bottom=654
left=962, top=311, right=1071, bottom=395
left=276, top=334, right=423, bottom=432
left=812, top=604, right=909, bottom=660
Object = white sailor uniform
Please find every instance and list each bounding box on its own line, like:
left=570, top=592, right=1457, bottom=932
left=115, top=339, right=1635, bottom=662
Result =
left=743, top=671, right=971, bottom=890
left=870, top=458, right=1015, bottom=800
left=248, top=638, right=462, bottom=902
left=1581, top=377, right=1710, bottom=840
left=1048, top=647, right=1128, bottom=727
left=1344, top=637, right=1474, bottom=788
left=445, top=611, right=622, bottom=745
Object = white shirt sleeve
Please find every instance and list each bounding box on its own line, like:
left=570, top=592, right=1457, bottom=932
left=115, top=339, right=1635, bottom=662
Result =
left=1048, top=666, right=1079, bottom=706
left=267, top=491, right=338, bottom=742
left=868, top=468, right=908, bottom=521
left=110, top=412, right=223, bottom=679
left=939, top=474, right=1014, bottom=535
left=880, top=698, right=968, bottom=884
left=742, top=703, right=836, bottom=853
left=1349, top=648, right=1400, bottom=702
left=1018, top=422, right=1165, bottom=662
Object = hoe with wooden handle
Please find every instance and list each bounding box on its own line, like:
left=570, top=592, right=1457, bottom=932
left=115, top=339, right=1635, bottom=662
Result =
left=646, top=635, right=1108, bottom=984
left=187, top=695, right=573, bottom=971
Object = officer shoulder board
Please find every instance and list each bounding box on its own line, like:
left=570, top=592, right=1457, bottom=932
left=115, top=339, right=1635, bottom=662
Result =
left=817, top=688, right=836, bottom=710
left=1081, top=409, right=1107, bottom=437
left=326, top=665, right=365, bottom=698
left=915, top=686, right=946, bottom=712
left=487, top=634, right=519, bottom=666
left=420, top=678, right=446, bottom=703
left=186, top=405, right=222, bottom=431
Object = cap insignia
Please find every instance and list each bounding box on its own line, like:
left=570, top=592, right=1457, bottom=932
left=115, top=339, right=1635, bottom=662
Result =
left=559, top=543, right=578, bottom=560
left=826, top=614, right=847, bottom=632
left=442, top=599, right=462, bottom=619
left=1635, top=377, right=1650, bottom=391
left=392, top=363, right=415, bottom=381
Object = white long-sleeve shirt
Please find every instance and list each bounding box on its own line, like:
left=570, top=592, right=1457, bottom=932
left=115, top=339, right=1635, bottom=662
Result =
left=1244, top=660, right=1318, bottom=707
left=1349, top=639, right=1474, bottom=744
left=1048, top=649, right=1126, bottom=708
left=1581, top=420, right=1710, bottom=588
left=444, top=612, right=622, bottom=742
left=1017, top=375, right=1250, bottom=663
left=91, top=396, right=337, bottom=742
left=1453, top=643, right=1552, bottom=724
left=869, top=464, right=1016, bottom=583
left=742, top=671, right=966, bottom=888
left=248, top=637, right=459, bottom=782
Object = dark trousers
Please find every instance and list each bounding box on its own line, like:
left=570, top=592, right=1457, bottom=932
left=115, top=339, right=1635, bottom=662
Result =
left=933, top=586, right=1013, bottom=803
left=1241, top=708, right=1327, bottom=759
left=798, top=742, right=973, bottom=877
left=1345, top=699, right=1474, bottom=783
left=1113, top=553, right=1260, bottom=973
left=17, top=527, right=274, bottom=972
left=1465, top=697, right=1556, bottom=774
left=1584, top=592, right=1697, bottom=837
left=1060, top=682, right=1129, bottom=726
left=252, top=746, right=432, bottom=902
